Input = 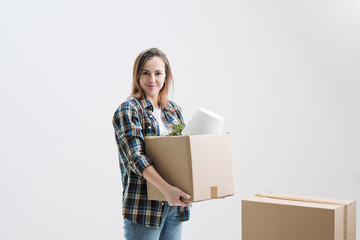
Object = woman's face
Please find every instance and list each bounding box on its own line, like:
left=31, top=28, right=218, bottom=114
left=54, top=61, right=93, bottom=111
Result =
left=139, top=56, right=166, bottom=105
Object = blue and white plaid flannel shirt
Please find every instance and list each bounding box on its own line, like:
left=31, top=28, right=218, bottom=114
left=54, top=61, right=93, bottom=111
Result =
left=112, top=96, right=190, bottom=228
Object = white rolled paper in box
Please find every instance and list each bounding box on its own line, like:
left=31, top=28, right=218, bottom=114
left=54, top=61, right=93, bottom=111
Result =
left=182, top=108, right=224, bottom=135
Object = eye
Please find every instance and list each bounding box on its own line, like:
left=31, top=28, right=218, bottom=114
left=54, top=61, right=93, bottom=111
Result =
left=156, top=72, right=162, bottom=75
left=142, top=71, right=149, bottom=75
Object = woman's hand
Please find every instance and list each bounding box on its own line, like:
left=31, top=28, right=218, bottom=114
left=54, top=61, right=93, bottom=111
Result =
left=163, top=185, right=191, bottom=207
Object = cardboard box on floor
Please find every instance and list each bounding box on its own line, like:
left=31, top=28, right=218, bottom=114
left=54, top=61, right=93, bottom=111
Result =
left=145, top=133, right=234, bottom=202
left=242, top=192, right=357, bottom=240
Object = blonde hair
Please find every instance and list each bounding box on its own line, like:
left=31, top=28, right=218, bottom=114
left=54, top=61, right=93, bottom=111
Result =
left=131, top=48, right=174, bottom=108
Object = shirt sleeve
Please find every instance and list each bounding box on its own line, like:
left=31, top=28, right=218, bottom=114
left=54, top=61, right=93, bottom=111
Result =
left=112, top=101, right=154, bottom=178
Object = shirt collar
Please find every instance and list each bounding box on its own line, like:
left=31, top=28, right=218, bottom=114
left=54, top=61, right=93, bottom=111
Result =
left=163, top=101, right=174, bottom=112
left=139, top=96, right=173, bottom=112
left=139, top=96, right=154, bottom=112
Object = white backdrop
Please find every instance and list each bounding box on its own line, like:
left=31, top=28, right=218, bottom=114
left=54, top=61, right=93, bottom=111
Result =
left=1, top=0, right=360, bottom=239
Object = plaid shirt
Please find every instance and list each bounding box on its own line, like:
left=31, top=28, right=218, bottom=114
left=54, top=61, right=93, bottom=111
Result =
left=112, top=96, right=190, bottom=228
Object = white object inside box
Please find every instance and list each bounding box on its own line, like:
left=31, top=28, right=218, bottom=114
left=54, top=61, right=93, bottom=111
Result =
left=182, top=108, right=224, bottom=135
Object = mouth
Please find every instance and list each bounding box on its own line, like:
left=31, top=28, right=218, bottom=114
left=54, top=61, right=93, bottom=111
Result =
left=147, top=85, right=157, bottom=89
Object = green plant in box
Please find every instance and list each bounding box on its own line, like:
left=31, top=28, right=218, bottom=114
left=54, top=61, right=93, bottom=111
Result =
left=166, top=121, right=185, bottom=136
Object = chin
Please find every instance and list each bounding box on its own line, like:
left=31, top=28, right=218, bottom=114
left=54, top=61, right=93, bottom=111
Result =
left=148, top=91, right=159, bottom=96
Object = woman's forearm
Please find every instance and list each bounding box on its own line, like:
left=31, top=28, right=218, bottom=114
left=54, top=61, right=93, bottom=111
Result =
left=143, top=165, right=191, bottom=206
left=143, top=165, right=171, bottom=194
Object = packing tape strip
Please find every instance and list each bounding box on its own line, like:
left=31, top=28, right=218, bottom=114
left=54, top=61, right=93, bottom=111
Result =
left=211, top=186, right=218, bottom=199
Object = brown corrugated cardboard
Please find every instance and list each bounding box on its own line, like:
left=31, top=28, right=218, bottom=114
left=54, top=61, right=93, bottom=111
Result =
left=242, top=192, right=357, bottom=240
left=145, top=133, right=234, bottom=202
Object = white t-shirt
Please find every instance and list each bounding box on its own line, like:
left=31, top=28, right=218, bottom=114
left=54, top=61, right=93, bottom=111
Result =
left=152, top=108, right=172, bottom=136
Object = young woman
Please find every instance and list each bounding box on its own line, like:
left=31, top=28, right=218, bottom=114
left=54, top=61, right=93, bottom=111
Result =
left=112, top=48, right=190, bottom=240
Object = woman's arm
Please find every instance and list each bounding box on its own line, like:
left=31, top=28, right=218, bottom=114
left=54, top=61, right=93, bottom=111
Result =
left=143, top=165, right=191, bottom=207
left=113, top=102, right=154, bottom=177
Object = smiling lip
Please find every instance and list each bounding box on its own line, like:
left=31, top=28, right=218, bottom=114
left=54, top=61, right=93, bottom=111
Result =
left=147, top=85, right=157, bottom=89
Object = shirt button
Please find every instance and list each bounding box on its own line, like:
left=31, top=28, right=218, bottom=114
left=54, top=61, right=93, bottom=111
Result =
left=148, top=126, right=151, bottom=129
left=161, top=202, right=164, bottom=205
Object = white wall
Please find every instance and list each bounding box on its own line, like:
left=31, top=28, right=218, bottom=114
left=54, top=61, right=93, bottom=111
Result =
left=1, top=0, right=359, bottom=239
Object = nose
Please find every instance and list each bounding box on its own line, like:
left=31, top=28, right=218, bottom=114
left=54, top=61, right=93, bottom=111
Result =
left=149, top=74, right=156, bottom=82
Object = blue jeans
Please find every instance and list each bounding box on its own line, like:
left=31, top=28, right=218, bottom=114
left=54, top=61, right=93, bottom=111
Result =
left=123, top=202, right=182, bottom=240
